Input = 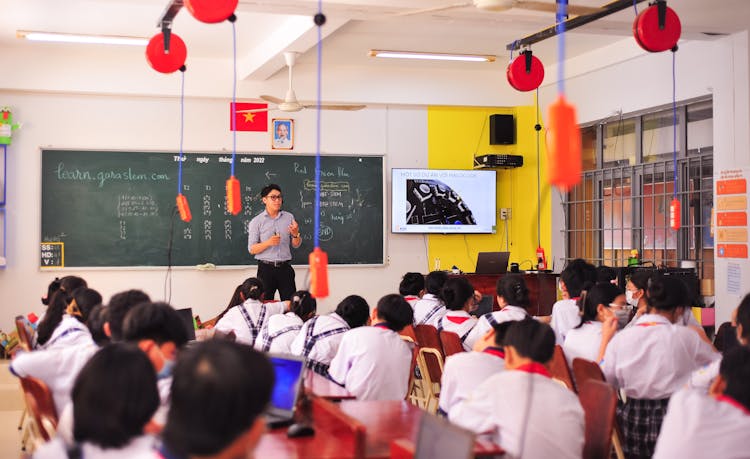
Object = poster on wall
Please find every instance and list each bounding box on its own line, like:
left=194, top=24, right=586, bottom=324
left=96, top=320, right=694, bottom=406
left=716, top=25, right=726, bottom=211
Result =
left=715, top=168, right=748, bottom=260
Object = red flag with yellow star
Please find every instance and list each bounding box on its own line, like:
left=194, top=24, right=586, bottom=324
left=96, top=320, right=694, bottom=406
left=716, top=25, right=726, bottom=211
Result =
left=230, top=102, right=268, bottom=131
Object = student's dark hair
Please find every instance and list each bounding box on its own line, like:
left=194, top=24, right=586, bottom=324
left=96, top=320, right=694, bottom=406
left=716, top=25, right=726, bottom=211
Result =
left=35, top=275, right=88, bottom=346
left=72, top=343, right=159, bottom=449
left=596, top=265, right=617, bottom=284
left=163, top=340, right=274, bottom=457
left=425, top=270, right=449, bottom=295
left=646, top=274, right=689, bottom=312
left=376, top=294, right=414, bottom=331
left=69, top=287, right=103, bottom=323
left=628, top=270, right=653, bottom=291
left=41, top=277, right=62, bottom=306
left=334, top=295, right=370, bottom=328
left=260, top=184, right=281, bottom=198
left=290, top=290, right=317, bottom=321
left=576, top=283, right=623, bottom=328
left=107, top=290, right=151, bottom=341
left=85, top=304, right=110, bottom=346
left=504, top=318, right=556, bottom=364
left=493, top=320, right=515, bottom=347
left=399, top=272, right=425, bottom=297
left=719, top=346, right=750, bottom=411
left=496, top=274, right=530, bottom=308
left=216, top=283, right=249, bottom=324
left=560, top=259, right=592, bottom=298
left=122, top=302, right=189, bottom=348
left=239, top=277, right=264, bottom=301
left=440, top=277, right=475, bottom=311
left=736, top=293, right=750, bottom=341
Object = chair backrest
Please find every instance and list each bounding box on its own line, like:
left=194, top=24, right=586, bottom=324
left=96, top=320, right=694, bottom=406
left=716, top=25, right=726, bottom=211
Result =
left=15, top=316, right=33, bottom=351
left=439, top=331, right=464, bottom=357
left=400, top=325, right=417, bottom=343
left=414, top=325, right=444, bottom=358
left=549, top=345, right=576, bottom=392
left=578, top=380, right=616, bottom=459
left=20, top=376, right=58, bottom=442
left=571, top=358, right=606, bottom=388
left=311, top=396, right=366, bottom=458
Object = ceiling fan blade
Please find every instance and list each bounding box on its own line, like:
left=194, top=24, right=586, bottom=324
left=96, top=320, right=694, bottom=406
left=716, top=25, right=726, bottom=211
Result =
left=394, top=1, right=472, bottom=17
left=302, top=103, right=367, bottom=111
left=260, top=95, right=284, bottom=105
left=236, top=107, right=273, bottom=114
left=516, top=1, right=601, bottom=16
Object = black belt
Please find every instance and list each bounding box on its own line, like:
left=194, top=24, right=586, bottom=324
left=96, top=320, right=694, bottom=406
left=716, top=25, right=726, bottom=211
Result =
left=258, top=260, right=290, bottom=267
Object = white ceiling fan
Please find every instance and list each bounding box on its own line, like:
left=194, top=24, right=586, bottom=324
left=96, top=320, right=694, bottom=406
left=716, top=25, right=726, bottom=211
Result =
left=238, top=52, right=366, bottom=114
left=396, top=0, right=602, bottom=17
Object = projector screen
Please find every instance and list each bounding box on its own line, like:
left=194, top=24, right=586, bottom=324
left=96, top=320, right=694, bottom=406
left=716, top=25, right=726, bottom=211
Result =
left=391, top=168, right=497, bottom=234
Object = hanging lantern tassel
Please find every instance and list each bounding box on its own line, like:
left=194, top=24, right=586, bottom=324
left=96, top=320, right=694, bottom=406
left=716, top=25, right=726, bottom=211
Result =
left=546, top=95, right=582, bottom=192
left=309, top=247, right=329, bottom=299
left=670, top=198, right=681, bottom=230
left=225, top=176, right=241, bottom=215
left=176, top=193, right=192, bottom=222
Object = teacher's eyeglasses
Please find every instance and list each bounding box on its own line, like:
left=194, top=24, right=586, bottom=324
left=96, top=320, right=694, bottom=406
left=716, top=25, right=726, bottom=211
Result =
left=266, top=194, right=283, bottom=201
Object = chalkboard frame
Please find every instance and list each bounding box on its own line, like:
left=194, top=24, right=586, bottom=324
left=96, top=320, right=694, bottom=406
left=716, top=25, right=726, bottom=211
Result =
left=40, top=148, right=386, bottom=269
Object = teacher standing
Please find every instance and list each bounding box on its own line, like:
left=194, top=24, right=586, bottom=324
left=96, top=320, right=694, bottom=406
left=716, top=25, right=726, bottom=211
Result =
left=248, top=184, right=301, bottom=301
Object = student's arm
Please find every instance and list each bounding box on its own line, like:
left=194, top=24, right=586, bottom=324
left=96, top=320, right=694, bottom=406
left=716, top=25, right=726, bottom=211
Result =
left=326, top=335, right=352, bottom=387
left=448, top=383, right=497, bottom=435
left=596, top=316, right=618, bottom=363
left=599, top=337, right=620, bottom=388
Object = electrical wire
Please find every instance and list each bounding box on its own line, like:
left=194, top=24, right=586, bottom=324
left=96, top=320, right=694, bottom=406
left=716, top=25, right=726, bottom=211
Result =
left=672, top=49, right=678, bottom=199
left=535, top=88, right=541, bottom=248
left=314, top=0, right=323, bottom=249
left=231, top=21, right=237, bottom=177
left=555, top=0, right=568, bottom=95
left=178, top=71, right=185, bottom=195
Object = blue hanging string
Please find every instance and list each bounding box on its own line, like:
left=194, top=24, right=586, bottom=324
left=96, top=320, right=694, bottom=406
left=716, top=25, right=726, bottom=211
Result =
left=178, top=70, right=185, bottom=194
left=313, top=0, right=323, bottom=248
left=231, top=20, right=238, bottom=178
left=556, top=0, right=567, bottom=95
left=633, top=0, right=639, bottom=15
left=672, top=49, right=677, bottom=198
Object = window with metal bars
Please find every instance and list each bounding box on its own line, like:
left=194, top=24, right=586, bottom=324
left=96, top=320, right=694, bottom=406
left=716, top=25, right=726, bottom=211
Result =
left=562, top=98, right=713, bottom=282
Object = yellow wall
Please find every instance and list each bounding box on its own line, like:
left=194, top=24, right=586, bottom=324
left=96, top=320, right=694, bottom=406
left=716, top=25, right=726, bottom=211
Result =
left=426, top=105, right=551, bottom=272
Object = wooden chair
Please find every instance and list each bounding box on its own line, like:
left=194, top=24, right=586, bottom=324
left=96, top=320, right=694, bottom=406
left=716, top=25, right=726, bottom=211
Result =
left=15, top=316, right=34, bottom=451
left=400, top=325, right=417, bottom=343
left=411, top=325, right=444, bottom=413
left=439, top=331, right=465, bottom=357
left=19, top=376, right=58, bottom=450
left=413, top=325, right=444, bottom=358
left=578, top=380, right=617, bottom=459
left=15, top=316, right=33, bottom=352
left=311, top=396, right=366, bottom=458
left=549, top=345, right=576, bottom=392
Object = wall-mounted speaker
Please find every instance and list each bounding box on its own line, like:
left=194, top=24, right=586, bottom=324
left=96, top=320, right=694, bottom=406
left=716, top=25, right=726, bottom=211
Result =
left=489, top=114, right=515, bottom=145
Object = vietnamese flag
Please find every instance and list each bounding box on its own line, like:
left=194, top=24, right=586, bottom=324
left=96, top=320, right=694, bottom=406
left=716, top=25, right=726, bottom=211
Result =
left=230, top=102, right=268, bottom=131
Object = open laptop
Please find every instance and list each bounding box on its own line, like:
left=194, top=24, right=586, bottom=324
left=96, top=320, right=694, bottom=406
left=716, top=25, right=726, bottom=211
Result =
left=470, top=295, right=494, bottom=317
left=175, top=308, right=197, bottom=341
left=266, top=353, right=306, bottom=428
left=415, top=412, right=475, bottom=459
left=474, top=251, right=511, bottom=275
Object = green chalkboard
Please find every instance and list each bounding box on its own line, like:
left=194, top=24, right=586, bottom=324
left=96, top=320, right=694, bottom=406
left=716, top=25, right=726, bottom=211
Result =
left=41, top=149, right=384, bottom=267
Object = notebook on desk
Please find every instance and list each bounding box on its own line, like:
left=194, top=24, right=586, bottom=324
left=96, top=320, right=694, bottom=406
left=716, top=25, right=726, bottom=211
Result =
left=474, top=251, right=510, bottom=275
left=266, top=353, right=306, bottom=428
left=415, top=412, right=474, bottom=459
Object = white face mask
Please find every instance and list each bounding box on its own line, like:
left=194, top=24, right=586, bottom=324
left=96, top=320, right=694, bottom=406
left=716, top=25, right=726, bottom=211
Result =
left=613, top=307, right=631, bottom=329
left=625, top=289, right=640, bottom=307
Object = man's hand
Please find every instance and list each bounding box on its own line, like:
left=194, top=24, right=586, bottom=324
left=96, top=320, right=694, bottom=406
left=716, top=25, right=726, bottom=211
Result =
left=289, top=219, right=300, bottom=237
left=267, top=234, right=281, bottom=247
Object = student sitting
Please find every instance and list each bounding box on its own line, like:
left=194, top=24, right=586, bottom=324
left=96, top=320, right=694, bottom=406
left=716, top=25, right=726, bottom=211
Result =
left=34, top=276, right=89, bottom=349
left=33, top=343, right=160, bottom=459
left=562, top=282, right=624, bottom=366
left=159, top=340, right=274, bottom=459
left=105, top=289, right=151, bottom=341
left=255, top=290, right=316, bottom=353
left=399, top=272, right=425, bottom=308
left=625, top=270, right=704, bottom=332
left=653, top=346, right=750, bottom=459
left=601, top=274, right=719, bottom=458
left=436, top=277, right=480, bottom=351
left=86, top=304, right=110, bottom=346
left=550, top=259, right=596, bottom=344
left=36, top=287, right=101, bottom=351
left=412, top=271, right=448, bottom=327
left=450, top=318, right=585, bottom=459
left=466, top=274, right=532, bottom=346
left=290, top=295, right=370, bottom=375
left=214, top=277, right=288, bottom=346
left=438, top=321, right=513, bottom=417
left=328, top=294, right=414, bottom=400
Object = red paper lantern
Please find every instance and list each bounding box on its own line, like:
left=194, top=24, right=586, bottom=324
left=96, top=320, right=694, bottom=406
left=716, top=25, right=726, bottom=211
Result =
left=546, top=95, right=582, bottom=192
left=633, top=1, right=681, bottom=52
left=507, top=50, right=545, bottom=92
left=184, top=0, right=238, bottom=24
left=309, top=247, right=329, bottom=299
left=669, top=198, right=681, bottom=230
left=146, top=32, right=187, bottom=74
left=226, top=176, right=241, bottom=215
left=176, top=194, right=192, bottom=222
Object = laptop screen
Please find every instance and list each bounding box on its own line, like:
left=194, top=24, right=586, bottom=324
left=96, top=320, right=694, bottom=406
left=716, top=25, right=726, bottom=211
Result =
left=415, top=412, right=474, bottom=459
left=475, top=251, right=510, bottom=275
left=269, top=354, right=305, bottom=412
left=175, top=308, right=196, bottom=341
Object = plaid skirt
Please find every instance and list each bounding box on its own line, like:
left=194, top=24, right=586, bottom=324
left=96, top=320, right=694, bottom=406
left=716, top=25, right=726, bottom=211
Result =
left=617, top=397, right=670, bottom=459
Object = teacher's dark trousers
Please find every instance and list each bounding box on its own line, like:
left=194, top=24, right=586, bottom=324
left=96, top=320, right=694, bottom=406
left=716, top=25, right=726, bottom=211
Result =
left=257, top=261, right=296, bottom=301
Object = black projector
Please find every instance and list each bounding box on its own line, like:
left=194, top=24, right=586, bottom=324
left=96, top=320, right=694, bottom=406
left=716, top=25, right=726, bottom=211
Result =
left=474, top=154, right=523, bottom=169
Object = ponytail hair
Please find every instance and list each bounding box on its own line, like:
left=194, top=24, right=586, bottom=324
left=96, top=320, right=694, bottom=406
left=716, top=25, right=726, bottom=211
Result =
left=496, top=274, right=530, bottom=308
left=575, top=282, right=623, bottom=328
left=36, top=276, right=87, bottom=346
left=68, top=288, right=103, bottom=323
left=290, top=290, right=317, bottom=321
left=239, top=277, right=264, bottom=301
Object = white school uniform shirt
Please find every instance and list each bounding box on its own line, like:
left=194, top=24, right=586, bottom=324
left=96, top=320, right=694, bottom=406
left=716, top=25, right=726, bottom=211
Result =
left=687, top=358, right=721, bottom=392
left=412, top=294, right=446, bottom=327
left=465, top=305, right=529, bottom=348
left=254, top=312, right=304, bottom=353
left=33, top=434, right=157, bottom=459
left=328, top=324, right=413, bottom=401
left=562, top=321, right=604, bottom=366
left=11, top=340, right=98, bottom=416
left=437, top=310, right=478, bottom=351
left=450, top=365, right=585, bottom=459
left=601, top=314, right=720, bottom=399
left=38, top=315, right=92, bottom=350
left=403, top=295, right=420, bottom=309
left=214, top=298, right=286, bottom=346
left=438, top=347, right=506, bottom=415
left=289, top=313, right=350, bottom=366
left=626, top=307, right=701, bottom=329
left=653, top=388, right=750, bottom=459
left=550, top=298, right=580, bottom=344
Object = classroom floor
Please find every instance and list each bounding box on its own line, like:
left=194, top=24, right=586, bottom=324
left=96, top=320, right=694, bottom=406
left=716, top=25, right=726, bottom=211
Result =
left=0, top=361, right=27, bottom=458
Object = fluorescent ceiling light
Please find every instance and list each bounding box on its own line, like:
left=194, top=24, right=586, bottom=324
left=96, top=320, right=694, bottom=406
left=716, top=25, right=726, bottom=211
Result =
left=17, top=30, right=148, bottom=46
left=369, top=49, right=495, bottom=63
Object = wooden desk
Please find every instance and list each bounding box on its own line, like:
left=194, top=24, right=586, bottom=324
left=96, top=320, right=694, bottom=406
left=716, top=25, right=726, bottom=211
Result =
left=304, top=369, right=356, bottom=400
left=456, top=272, right=558, bottom=316
left=256, top=400, right=504, bottom=458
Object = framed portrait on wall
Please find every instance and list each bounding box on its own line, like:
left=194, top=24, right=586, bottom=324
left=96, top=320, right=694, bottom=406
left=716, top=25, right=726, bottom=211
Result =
left=271, top=118, right=294, bottom=150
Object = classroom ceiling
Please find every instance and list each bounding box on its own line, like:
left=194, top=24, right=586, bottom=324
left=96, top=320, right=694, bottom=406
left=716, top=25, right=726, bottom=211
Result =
left=1, top=0, right=748, bottom=90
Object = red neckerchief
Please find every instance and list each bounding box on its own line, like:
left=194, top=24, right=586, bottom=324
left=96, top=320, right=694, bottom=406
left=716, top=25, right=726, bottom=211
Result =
left=717, top=395, right=750, bottom=416
left=446, top=314, right=471, bottom=324
left=404, top=295, right=419, bottom=302
left=515, top=362, right=551, bottom=378
left=373, top=323, right=391, bottom=330
left=637, top=322, right=666, bottom=327
left=483, top=347, right=505, bottom=359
